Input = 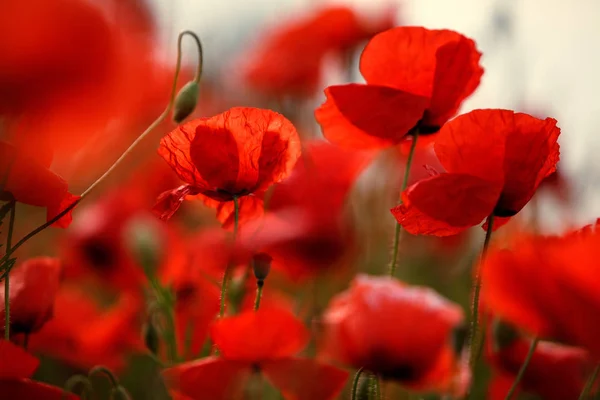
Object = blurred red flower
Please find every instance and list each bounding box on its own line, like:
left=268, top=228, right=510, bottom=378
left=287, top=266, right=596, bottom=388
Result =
left=321, top=275, right=469, bottom=396
left=239, top=141, right=373, bottom=280
left=0, top=339, right=78, bottom=399
left=242, top=5, right=395, bottom=98
left=486, top=325, right=594, bottom=400
left=0, top=141, right=79, bottom=228
left=163, top=309, right=348, bottom=400
left=0, top=257, right=61, bottom=336
left=154, top=107, right=301, bottom=220
left=392, top=109, right=560, bottom=236
left=481, top=230, right=600, bottom=359
left=29, top=287, right=143, bottom=371
left=316, top=27, right=483, bottom=149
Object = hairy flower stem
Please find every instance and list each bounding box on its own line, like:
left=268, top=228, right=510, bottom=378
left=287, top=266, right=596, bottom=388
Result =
left=389, top=131, right=419, bottom=277
left=253, top=280, right=264, bottom=311
left=351, top=367, right=365, bottom=400
left=468, top=215, right=494, bottom=368
left=0, top=30, right=204, bottom=270
left=219, top=197, right=240, bottom=318
left=578, top=364, right=600, bottom=400
left=505, top=337, right=539, bottom=400
left=3, top=202, right=15, bottom=339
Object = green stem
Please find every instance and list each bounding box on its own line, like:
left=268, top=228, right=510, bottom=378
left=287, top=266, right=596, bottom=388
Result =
left=469, top=214, right=494, bottom=367
left=4, top=201, right=15, bottom=340
left=504, top=337, right=539, bottom=400
left=351, top=368, right=365, bottom=400
left=253, top=280, right=264, bottom=311
left=579, top=364, right=600, bottom=400
left=88, top=366, right=119, bottom=389
left=0, top=30, right=204, bottom=269
left=389, top=131, right=419, bottom=277
left=219, top=197, right=240, bottom=318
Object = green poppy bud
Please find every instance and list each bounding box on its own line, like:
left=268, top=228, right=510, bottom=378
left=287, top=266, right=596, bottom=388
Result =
left=172, top=81, right=199, bottom=123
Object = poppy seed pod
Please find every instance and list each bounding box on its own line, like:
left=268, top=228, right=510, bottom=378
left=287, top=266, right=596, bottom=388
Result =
left=172, top=81, right=199, bottom=123
left=252, top=253, right=272, bottom=281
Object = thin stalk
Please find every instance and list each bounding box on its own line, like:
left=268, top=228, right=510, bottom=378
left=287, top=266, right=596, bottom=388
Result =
left=389, top=131, right=419, bottom=277
left=579, top=364, right=600, bottom=400
left=4, top=201, right=15, bottom=339
left=219, top=197, right=240, bottom=318
left=504, top=337, right=539, bottom=400
left=351, top=368, right=366, bottom=400
left=0, top=30, right=204, bottom=268
left=253, top=280, right=264, bottom=311
left=469, top=215, right=494, bottom=367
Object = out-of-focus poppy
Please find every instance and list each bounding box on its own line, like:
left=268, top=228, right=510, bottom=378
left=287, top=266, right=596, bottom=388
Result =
left=0, top=257, right=61, bottom=336
left=63, top=188, right=185, bottom=292
left=0, top=339, right=79, bottom=399
left=315, top=27, right=483, bottom=149
left=188, top=193, right=265, bottom=231
left=239, top=141, right=373, bottom=280
left=242, top=5, right=395, bottom=98
left=29, top=287, right=143, bottom=371
left=391, top=109, right=560, bottom=236
left=486, top=320, right=594, bottom=400
left=321, top=274, right=469, bottom=396
left=155, top=107, right=301, bottom=220
left=481, top=230, right=600, bottom=359
left=163, top=309, right=348, bottom=400
left=0, top=141, right=79, bottom=228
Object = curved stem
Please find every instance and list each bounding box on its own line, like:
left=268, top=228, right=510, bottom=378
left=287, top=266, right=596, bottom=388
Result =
left=469, top=214, right=494, bottom=367
left=219, top=197, right=240, bottom=318
left=351, top=367, right=365, bottom=400
left=63, top=375, right=94, bottom=400
left=4, top=201, right=15, bottom=339
left=389, top=131, right=419, bottom=277
left=253, top=280, right=264, bottom=311
left=505, top=337, right=539, bottom=400
left=88, top=365, right=119, bottom=388
left=579, top=364, right=600, bottom=400
left=0, top=30, right=204, bottom=268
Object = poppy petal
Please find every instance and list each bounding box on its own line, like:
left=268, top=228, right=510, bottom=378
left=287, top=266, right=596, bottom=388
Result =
left=496, top=114, right=560, bottom=214
left=0, top=379, right=79, bottom=400
left=433, top=109, right=512, bottom=181
left=211, top=309, right=309, bottom=362
left=0, top=141, right=78, bottom=228
left=0, top=340, right=39, bottom=379
left=153, top=185, right=199, bottom=221
left=158, top=121, right=208, bottom=187
left=262, top=358, right=349, bottom=400
left=315, top=84, right=428, bottom=149
left=162, top=357, right=251, bottom=400
left=392, top=173, right=501, bottom=236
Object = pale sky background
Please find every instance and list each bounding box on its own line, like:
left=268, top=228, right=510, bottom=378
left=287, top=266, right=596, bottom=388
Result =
left=149, top=0, right=600, bottom=232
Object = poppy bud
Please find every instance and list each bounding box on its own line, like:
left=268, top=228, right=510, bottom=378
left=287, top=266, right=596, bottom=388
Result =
left=143, top=318, right=160, bottom=356
left=491, top=318, right=519, bottom=351
left=124, top=216, right=165, bottom=277
left=252, top=253, right=272, bottom=282
left=172, top=81, right=199, bottom=123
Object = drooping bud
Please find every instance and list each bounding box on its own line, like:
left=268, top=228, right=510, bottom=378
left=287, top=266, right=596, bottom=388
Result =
left=124, top=215, right=165, bottom=277
left=172, top=81, right=199, bottom=123
left=252, top=253, right=272, bottom=282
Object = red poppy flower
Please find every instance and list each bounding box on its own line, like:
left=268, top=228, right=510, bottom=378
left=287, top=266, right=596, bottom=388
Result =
left=163, top=309, right=348, bottom=400
left=481, top=231, right=600, bottom=359
left=0, top=141, right=79, bottom=228
left=63, top=188, right=185, bottom=292
left=0, top=257, right=61, bottom=336
left=239, top=141, right=373, bottom=280
left=29, top=287, right=143, bottom=371
left=242, top=6, right=395, bottom=98
left=315, top=26, right=483, bottom=149
left=486, top=324, right=594, bottom=400
left=155, top=107, right=301, bottom=220
left=0, top=339, right=78, bottom=399
left=321, top=274, right=469, bottom=396
left=391, top=109, right=560, bottom=236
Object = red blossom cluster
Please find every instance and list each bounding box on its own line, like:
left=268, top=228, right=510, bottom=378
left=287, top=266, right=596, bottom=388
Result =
left=0, top=1, right=595, bottom=400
